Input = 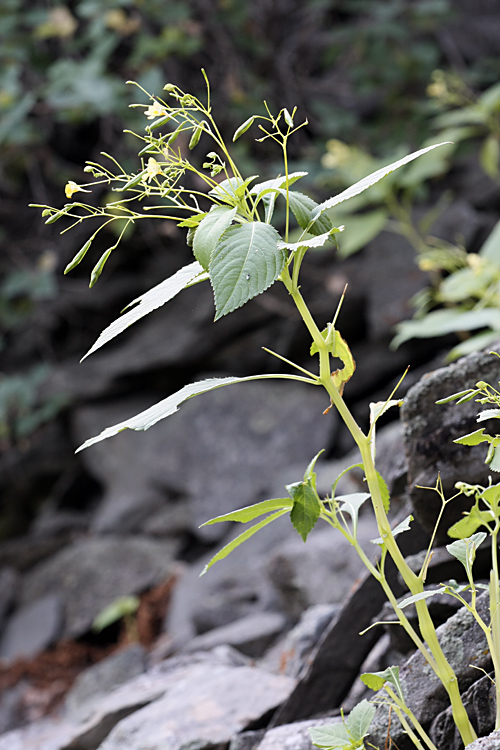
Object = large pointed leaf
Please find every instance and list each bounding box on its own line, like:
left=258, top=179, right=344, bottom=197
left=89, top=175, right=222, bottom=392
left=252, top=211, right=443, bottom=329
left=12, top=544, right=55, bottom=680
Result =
left=309, top=723, right=351, bottom=749
left=201, top=509, right=290, bottom=575
left=81, top=262, right=208, bottom=360
left=201, top=497, right=293, bottom=525
left=76, top=373, right=309, bottom=452
left=193, top=206, right=237, bottom=270
left=287, top=478, right=322, bottom=541
left=210, top=222, right=284, bottom=319
left=312, top=143, right=450, bottom=218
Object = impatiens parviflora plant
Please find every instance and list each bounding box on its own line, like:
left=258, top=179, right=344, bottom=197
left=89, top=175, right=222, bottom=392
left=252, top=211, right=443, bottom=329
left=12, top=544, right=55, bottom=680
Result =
left=33, top=74, right=480, bottom=747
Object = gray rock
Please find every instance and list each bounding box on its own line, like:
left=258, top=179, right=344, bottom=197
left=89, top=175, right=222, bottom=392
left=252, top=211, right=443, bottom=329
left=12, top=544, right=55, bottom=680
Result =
left=464, top=729, right=500, bottom=750
left=65, top=644, right=148, bottom=722
left=0, top=592, right=63, bottom=663
left=19, top=536, right=178, bottom=639
left=401, top=345, right=500, bottom=540
left=182, top=612, right=287, bottom=659
left=0, top=566, right=17, bottom=632
left=431, top=672, right=496, bottom=750
left=0, top=680, right=28, bottom=734
left=75, top=379, right=336, bottom=538
left=164, top=517, right=289, bottom=649
left=69, top=653, right=295, bottom=750
left=266, top=519, right=378, bottom=619
left=368, top=592, right=492, bottom=750
left=255, top=717, right=340, bottom=750
left=0, top=716, right=76, bottom=750
left=261, top=604, right=338, bottom=678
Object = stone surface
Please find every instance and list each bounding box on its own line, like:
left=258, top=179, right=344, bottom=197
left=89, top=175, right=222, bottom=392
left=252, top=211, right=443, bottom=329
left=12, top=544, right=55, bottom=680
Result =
left=368, top=592, right=493, bottom=750
left=82, top=654, right=296, bottom=750
left=254, top=717, right=340, bottom=750
left=265, top=519, right=378, bottom=619
left=65, top=644, right=148, bottom=722
left=74, top=379, right=336, bottom=537
left=431, top=672, right=497, bottom=750
left=182, top=612, right=287, bottom=658
left=0, top=716, right=76, bottom=750
left=465, top=729, right=500, bottom=750
left=261, top=604, right=338, bottom=678
left=0, top=593, right=63, bottom=663
left=401, top=345, right=500, bottom=540
left=0, top=566, right=17, bottom=632
left=19, top=537, right=178, bottom=639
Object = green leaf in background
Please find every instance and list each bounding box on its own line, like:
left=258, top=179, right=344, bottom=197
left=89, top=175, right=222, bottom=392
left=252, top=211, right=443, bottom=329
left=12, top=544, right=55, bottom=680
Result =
left=193, top=206, right=237, bottom=270
left=201, top=509, right=290, bottom=575
left=287, top=478, right=322, bottom=541
left=480, top=134, right=500, bottom=179
left=92, top=595, right=140, bottom=632
left=313, top=143, right=450, bottom=217
left=82, top=262, right=208, bottom=360
left=201, top=497, right=293, bottom=525
left=479, top=219, right=500, bottom=265
left=334, top=209, right=388, bottom=258
left=210, top=222, right=284, bottom=319
left=391, top=307, right=500, bottom=349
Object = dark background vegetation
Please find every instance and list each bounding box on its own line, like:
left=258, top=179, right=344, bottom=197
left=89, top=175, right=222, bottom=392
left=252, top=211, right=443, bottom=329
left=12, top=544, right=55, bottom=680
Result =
left=1, top=0, right=500, bottom=539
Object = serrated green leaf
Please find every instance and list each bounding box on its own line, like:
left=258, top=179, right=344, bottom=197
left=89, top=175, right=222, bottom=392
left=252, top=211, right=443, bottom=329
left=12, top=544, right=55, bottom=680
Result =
left=279, top=190, right=333, bottom=236
left=250, top=172, right=308, bottom=199
left=287, top=479, right=322, bottom=542
left=477, top=409, right=500, bottom=422
left=209, top=176, right=259, bottom=205
left=375, top=470, right=391, bottom=513
left=278, top=230, right=336, bottom=253
left=210, top=222, right=284, bottom=319
left=201, top=497, right=293, bottom=525
left=454, top=428, right=490, bottom=446
left=76, top=374, right=287, bottom=451
left=201, top=509, right=290, bottom=575
left=313, top=143, right=450, bottom=218
left=309, top=723, right=351, bottom=749
left=82, top=262, right=208, bottom=360
left=345, top=700, right=376, bottom=742
left=489, top=444, right=500, bottom=472
left=232, top=116, right=256, bottom=141
left=193, top=206, right=237, bottom=270
left=64, top=239, right=93, bottom=274
left=303, top=449, right=325, bottom=483
left=371, top=514, right=412, bottom=545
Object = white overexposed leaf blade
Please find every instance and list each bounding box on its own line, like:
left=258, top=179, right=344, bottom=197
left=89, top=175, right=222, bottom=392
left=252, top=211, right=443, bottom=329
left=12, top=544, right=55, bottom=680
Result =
left=82, top=261, right=208, bottom=360
left=76, top=373, right=313, bottom=452
left=312, top=143, right=451, bottom=218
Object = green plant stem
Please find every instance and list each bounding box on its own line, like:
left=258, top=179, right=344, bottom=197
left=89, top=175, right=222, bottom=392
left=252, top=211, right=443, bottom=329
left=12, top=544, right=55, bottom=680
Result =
left=384, top=686, right=438, bottom=750
left=283, top=275, right=477, bottom=747
left=491, top=525, right=500, bottom=729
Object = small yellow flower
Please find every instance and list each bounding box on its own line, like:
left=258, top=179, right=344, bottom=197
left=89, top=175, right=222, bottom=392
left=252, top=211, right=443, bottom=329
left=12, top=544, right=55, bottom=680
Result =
left=145, top=102, right=168, bottom=120
left=144, top=157, right=163, bottom=182
left=65, top=181, right=91, bottom=199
